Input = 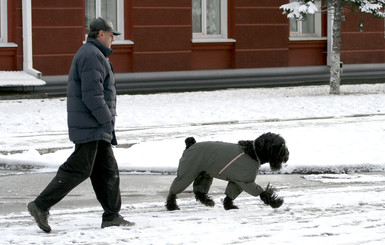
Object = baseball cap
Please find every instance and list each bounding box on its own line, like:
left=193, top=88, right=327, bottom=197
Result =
left=90, top=17, right=121, bottom=36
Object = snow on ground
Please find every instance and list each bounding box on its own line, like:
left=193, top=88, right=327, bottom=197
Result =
left=1, top=173, right=385, bottom=244
left=1, top=83, right=385, bottom=244
left=0, top=71, right=45, bottom=87
left=0, top=83, right=385, bottom=174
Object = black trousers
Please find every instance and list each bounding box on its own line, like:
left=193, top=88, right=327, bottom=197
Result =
left=34, top=140, right=121, bottom=221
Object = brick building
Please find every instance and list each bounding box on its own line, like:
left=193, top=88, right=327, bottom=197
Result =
left=0, top=0, right=384, bottom=79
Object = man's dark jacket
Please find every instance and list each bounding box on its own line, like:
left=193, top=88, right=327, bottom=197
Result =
left=67, top=37, right=117, bottom=145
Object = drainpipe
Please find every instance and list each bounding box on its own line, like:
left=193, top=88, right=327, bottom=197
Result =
left=327, top=4, right=334, bottom=66
left=22, top=0, right=42, bottom=79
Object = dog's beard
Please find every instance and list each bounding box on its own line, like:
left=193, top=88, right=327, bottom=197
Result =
left=269, top=160, right=283, bottom=171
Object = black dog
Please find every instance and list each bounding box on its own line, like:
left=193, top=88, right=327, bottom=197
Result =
left=166, top=132, right=289, bottom=211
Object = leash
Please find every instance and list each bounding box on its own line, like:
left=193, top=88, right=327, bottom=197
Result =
left=218, top=152, right=245, bottom=175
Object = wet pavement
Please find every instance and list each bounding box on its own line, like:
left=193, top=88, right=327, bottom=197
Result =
left=1, top=171, right=385, bottom=216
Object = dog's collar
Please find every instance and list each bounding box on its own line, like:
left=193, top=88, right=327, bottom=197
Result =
left=252, top=140, right=261, bottom=163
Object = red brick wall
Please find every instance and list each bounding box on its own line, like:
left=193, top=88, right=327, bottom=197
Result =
left=131, top=0, right=191, bottom=72
left=341, top=10, right=385, bottom=64
left=233, top=1, right=289, bottom=68
left=1, top=1, right=384, bottom=75
left=31, top=0, right=84, bottom=75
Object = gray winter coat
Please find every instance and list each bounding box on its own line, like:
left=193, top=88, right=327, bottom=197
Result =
left=169, top=142, right=264, bottom=199
left=67, top=37, right=117, bottom=145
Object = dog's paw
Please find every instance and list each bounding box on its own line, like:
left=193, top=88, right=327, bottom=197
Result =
left=260, top=183, right=284, bottom=209
left=195, top=192, right=215, bottom=207
left=269, top=197, right=284, bottom=209
left=166, top=194, right=180, bottom=211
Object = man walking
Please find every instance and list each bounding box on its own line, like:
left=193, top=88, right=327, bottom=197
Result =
left=28, top=17, right=134, bottom=232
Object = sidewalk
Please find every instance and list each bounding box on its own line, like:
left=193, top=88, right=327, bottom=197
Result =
left=0, top=83, right=385, bottom=174
left=1, top=172, right=385, bottom=244
left=1, top=83, right=385, bottom=244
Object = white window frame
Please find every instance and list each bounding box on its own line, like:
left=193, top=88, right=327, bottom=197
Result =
left=289, top=0, right=324, bottom=41
left=0, top=0, right=7, bottom=43
left=86, top=0, right=126, bottom=42
left=0, top=0, right=14, bottom=47
left=192, top=0, right=235, bottom=43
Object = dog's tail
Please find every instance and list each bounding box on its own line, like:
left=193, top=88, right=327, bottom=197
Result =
left=185, top=137, right=196, bottom=149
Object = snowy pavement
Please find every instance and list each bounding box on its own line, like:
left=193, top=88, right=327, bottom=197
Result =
left=1, top=172, right=385, bottom=244
left=1, top=83, right=385, bottom=244
left=1, top=83, right=385, bottom=174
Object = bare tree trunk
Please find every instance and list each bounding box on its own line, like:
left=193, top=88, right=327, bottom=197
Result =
left=329, top=0, right=343, bottom=95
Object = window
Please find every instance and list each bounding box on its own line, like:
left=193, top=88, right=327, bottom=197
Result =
left=0, top=2, right=2, bottom=42
left=192, top=0, right=229, bottom=41
left=85, top=0, right=124, bottom=41
left=290, top=15, right=315, bottom=35
left=289, top=0, right=322, bottom=39
left=0, top=0, right=7, bottom=43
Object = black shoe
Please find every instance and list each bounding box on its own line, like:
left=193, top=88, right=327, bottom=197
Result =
left=223, top=196, right=239, bottom=210
left=195, top=192, right=215, bottom=207
left=101, top=214, right=135, bottom=228
left=166, top=194, right=180, bottom=211
left=27, top=201, right=51, bottom=233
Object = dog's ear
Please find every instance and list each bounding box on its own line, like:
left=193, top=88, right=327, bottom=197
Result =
left=268, top=135, right=289, bottom=171
left=274, top=143, right=289, bottom=161
left=280, top=144, right=290, bottom=162
left=254, top=133, right=274, bottom=164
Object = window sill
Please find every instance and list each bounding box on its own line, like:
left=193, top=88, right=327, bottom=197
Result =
left=289, top=36, right=327, bottom=41
left=83, top=39, right=134, bottom=45
left=192, top=38, right=236, bottom=44
left=0, top=42, right=18, bottom=48
left=112, top=40, right=134, bottom=45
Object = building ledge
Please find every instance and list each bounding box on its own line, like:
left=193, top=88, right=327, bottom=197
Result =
left=3, top=64, right=385, bottom=98
left=0, top=71, right=46, bottom=87
left=0, top=42, right=18, bottom=48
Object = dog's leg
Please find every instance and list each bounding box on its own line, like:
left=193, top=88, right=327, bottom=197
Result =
left=223, top=196, right=239, bottom=210
left=165, top=194, right=180, bottom=211
left=195, top=192, right=215, bottom=207
left=193, top=172, right=215, bottom=207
